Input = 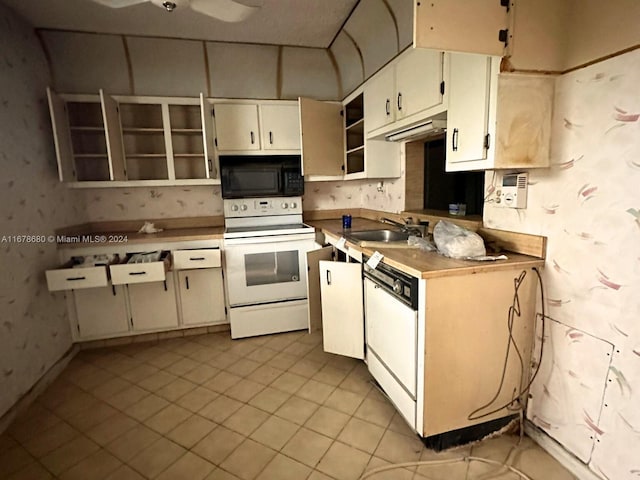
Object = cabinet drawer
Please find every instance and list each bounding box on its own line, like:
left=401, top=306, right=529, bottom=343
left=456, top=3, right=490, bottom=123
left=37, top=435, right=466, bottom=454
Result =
left=46, top=265, right=108, bottom=291
left=110, top=251, right=170, bottom=285
left=173, top=248, right=221, bottom=270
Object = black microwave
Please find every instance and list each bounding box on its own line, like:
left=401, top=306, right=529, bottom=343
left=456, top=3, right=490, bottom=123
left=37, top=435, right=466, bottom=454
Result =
left=220, top=155, right=304, bottom=199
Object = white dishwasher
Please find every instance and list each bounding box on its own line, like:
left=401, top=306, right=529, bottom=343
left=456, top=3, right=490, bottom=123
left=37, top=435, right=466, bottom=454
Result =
left=364, top=259, right=419, bottom=429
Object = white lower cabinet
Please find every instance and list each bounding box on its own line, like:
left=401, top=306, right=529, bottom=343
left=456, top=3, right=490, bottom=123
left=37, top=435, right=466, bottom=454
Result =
left=74, top=285, right=129, bottom=339
left=177, top=268, right=225, bottom=326
left=46, top=241, right=227, bottom=341
left=318, top=260, right=364, bottom=359
left=128, top=275, right=179, bottom=332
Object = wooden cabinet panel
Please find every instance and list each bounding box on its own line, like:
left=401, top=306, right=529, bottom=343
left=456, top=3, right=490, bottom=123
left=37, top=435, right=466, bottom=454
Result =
left=306, top=246, right=333, bottom=332
left=299, top=97, right=344, bottom=176
left=494, top=74, right=553, bottom=169
left=414, top=0, right=508, bottom=56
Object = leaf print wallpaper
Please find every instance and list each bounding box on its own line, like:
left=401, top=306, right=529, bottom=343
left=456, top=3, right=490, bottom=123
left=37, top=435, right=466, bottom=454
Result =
left=0, top=4, right=88, bottom=418
left=484, top=49, right=640, bottom=479
left=80, top=177, right=406, bottom=221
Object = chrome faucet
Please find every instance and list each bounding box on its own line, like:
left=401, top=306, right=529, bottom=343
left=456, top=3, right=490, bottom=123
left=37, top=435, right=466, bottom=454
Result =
left=380, top=217, right=423, bottom=237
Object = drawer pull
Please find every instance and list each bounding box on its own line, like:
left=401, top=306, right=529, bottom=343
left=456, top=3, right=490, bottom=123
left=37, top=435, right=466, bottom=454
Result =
left=66, top=276, right=86, bottom=281
left=129, top=271, right=147, bottom=276
left=185, top=275, right=190, bottom=290
left=189, top=257, right=206, bottom=261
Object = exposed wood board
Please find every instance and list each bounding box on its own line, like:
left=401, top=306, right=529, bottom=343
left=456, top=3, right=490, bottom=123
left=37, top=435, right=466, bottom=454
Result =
left=478, top=227, right=547, bottom=259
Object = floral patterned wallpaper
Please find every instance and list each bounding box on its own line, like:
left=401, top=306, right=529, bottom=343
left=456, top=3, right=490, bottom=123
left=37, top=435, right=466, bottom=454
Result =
left=81, top=174, right=406, bottom=222
left=0, top=4, right=88, bottom=418
left=82, top=186, right=224, bottom=221
left=484, top=49, right=640, bottom=479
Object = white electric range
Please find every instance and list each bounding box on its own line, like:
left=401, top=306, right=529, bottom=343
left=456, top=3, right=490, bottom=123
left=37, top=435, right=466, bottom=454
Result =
left=223, top=196, right=317, bottom=339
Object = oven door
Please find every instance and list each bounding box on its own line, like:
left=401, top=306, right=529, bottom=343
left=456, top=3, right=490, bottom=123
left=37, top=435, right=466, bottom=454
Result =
left=224, top=234, right=316, bottom=306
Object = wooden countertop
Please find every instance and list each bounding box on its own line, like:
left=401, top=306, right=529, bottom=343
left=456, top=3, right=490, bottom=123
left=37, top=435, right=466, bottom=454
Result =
left=57, top=226, right=225, bottom=248
left=309, top=218, right=545, bottom=279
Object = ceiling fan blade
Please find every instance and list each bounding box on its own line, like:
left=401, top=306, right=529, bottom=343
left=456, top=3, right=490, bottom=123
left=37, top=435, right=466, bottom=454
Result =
left=190, top=0, right=260, bottom=22
left=91, top=0, right=149, bottom=8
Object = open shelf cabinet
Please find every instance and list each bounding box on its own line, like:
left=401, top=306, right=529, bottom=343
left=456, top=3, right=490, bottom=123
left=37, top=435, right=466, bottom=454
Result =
left=47, top=89, right=217, bottom=186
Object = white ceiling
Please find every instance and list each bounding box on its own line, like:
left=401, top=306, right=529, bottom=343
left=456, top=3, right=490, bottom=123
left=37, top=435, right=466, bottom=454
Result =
left=1, top=0, right=360, bottom=48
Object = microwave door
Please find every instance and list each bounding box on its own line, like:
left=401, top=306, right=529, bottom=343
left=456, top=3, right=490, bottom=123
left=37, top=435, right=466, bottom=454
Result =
left=223, top=167, right=281, bottom=198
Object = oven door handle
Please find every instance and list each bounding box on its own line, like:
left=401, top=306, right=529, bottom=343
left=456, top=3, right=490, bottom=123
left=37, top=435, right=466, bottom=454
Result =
left=223, top=233, right=315, bottom=246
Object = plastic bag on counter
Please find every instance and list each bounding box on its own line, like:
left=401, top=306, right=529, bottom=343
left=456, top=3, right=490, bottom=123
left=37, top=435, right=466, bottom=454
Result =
left=408, top=235, right=437, bottom=252
left=433, top=220, right=486, bottom=259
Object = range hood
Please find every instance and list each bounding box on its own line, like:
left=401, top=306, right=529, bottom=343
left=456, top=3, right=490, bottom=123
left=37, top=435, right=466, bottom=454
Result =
left=384, top=118, right=447, bottom=142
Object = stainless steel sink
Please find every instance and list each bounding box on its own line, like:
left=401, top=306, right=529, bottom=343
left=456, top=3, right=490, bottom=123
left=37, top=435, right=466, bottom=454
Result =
left=346, top=229, right=410, bottom=243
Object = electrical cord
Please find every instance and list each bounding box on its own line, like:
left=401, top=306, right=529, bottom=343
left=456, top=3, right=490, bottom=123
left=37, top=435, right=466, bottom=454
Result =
left=467, top=267, right=547, bottom=421
left=359, top=456, right=534, bottom=480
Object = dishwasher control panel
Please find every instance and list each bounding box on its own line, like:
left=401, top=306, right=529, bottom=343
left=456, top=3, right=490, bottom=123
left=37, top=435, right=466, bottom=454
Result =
left=363, top=257, right=419, bottom=310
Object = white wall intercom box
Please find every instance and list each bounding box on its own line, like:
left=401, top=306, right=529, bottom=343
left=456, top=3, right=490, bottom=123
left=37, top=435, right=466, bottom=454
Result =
left=496, top=173, right=528, bottom=208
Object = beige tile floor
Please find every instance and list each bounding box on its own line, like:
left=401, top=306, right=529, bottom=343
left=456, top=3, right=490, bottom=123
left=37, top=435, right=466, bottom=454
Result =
left=0, top=330, right=576, bottom=480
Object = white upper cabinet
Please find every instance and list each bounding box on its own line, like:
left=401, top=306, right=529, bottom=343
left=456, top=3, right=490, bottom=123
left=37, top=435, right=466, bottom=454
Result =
left=47, top=90, right=219, bottom=186
left=214, top=101, right=301, bottom=154
left=414, top=0, right=509, bottom=56
left=260, top=104, right=301, bottom=151
left=213, top=103, right=261, bottom=151
left=364, top=48, right=446, bottom=138
left=395, top=49, right=444, bottom=120
left=364, top=67, right=395, bottom=133
left=446, top=53, right=495, bottom=170
left=445, top=53, right=552, bottom=172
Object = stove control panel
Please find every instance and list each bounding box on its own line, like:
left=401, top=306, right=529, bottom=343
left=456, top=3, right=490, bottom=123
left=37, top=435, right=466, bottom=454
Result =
left=224, top=196, right=303, bottom=218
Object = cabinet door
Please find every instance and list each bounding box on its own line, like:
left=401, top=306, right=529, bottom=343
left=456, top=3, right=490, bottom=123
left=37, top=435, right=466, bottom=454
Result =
left=364, top=67, right=395, bottom=133
left=99, top=90, right=126, bottom=181
left=214, top=104, right=260, bottom=151
left=74, top=285, right=129, bottom=339
left=128, top=275, right=179, bottom=332
left=319, top=260, right=364, bottom=359
left=306, top=247, right=333, bottom=333
left=414, top=0, right=508, bottom=56
left=298, top=97, right=344, bottom=176
left=200, top=93, right=217, bottom=178
left=178, top=269, right=225, bottom=326
left=446, top=53, right=492, bottom=169
left=260, top=104, right=301, bottom=151
left=395, top=49, right=444, bottom=120
left=46, top=88, right=75, bottom=182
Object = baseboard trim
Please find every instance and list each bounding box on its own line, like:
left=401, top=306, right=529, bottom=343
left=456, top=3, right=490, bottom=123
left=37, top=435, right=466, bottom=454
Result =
left=0, top=344, right=79, bottom=434
left=524, top=421, right=602, bottom=480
